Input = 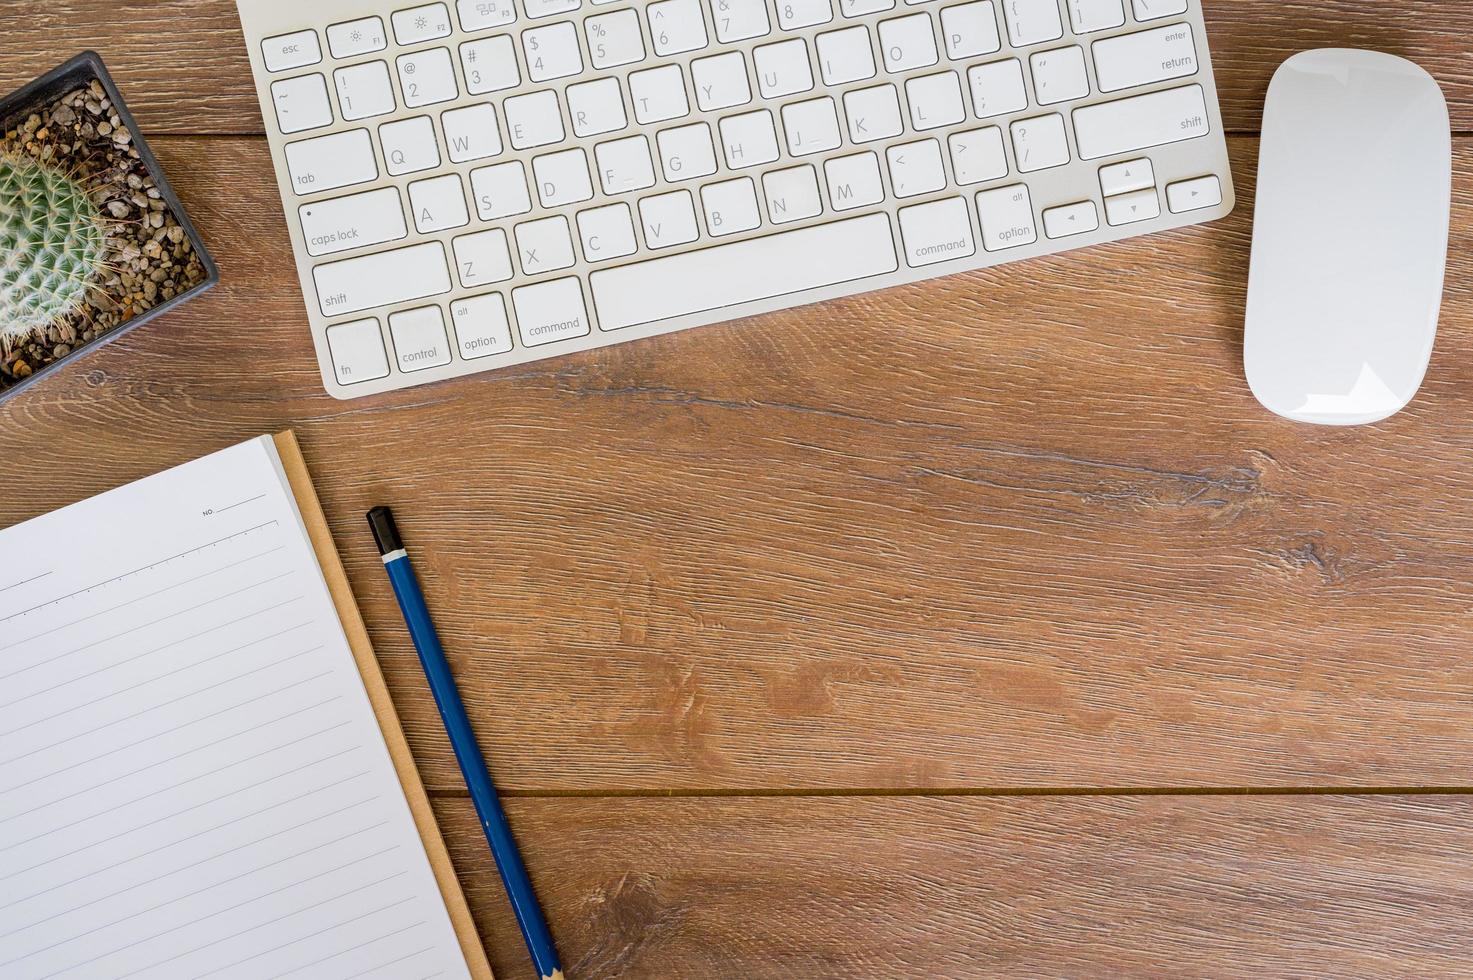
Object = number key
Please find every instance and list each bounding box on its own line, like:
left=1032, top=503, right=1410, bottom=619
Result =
left=648, top=0, right=709, bottom=55
left=396, top=48, right=459, bottom=108
left=586, top=9, right=645, bottom=68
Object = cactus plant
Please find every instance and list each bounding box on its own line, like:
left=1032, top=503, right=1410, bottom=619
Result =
left=0, top=152, right=106, bottom=340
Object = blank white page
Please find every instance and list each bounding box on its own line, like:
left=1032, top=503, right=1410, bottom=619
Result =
left=0, top=436, right=472, bottom=980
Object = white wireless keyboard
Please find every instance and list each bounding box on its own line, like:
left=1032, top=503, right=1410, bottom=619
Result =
left=237, top=0, right=1234, bottom=399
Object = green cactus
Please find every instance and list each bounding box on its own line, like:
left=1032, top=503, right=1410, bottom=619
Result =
left=1, top=153, right=106, bottom=339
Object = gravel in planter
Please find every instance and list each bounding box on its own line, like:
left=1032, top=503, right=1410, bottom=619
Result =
left=1, top=79, right=208, bottom=386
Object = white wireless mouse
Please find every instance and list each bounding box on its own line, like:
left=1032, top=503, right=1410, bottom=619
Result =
left=1244, top=49, right=1451, bottom=425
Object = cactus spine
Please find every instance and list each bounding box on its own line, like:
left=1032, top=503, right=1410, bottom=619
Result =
left=1, top=153, right=106, bottom=339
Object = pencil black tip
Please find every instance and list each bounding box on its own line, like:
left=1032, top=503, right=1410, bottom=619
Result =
left=366, top=506, right=403, bottom=556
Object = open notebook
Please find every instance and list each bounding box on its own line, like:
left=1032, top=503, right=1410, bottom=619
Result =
left=0, top=434, right=492, bottom=980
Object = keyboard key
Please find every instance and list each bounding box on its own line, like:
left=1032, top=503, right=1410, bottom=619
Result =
left=1131, top=0, right=1187, bottom=21
left=443, top=103, right=503, bottom=162
left=781, top=97, right=842, bottom=156
left=514, top=215, right=577, bottom=272
left=648, top=0, right=709, bottom=55
left=754, top=39, right=814, bottom=99
left=700, top=177, right=761, bottom=236
left=824, top=152, right=884, bottom=211
left=595, top=135, right=657, bottom=193
left=638, top=190, right=700, bottom=248
left=762, top=165, right=823, bottom=224
left=712, top=0, right=772, bottom=41
left=1011, top=113, right=1070, bottom=172
left=1067, top=0, right=1124, bottom=33
left=567, top=77, right=629, bottom=136
left=629, top=65, right=690, bottom=123
left=940, top=2, right=1000, bottom=59
left=457, top=0, right=516, bottom=30
left=976, top=183, right=1037, bottom=250
left=397, top=48, right=459, bottom=107
left=967, top=59, right=1027, bottom=119
left=1031, top=46, right=1088, bottom=105
left=1093, top=24, right=1199, bottom=93
left=878, top=13, right=938, bottom=72
left=1166, top=174, right=1222, bottom=213
left=524, top=0, right=582, bottom=17
left=1002, top=0, right=1063, bottom=46
left=842, top=84, right=903, bottom=143
left=840, top=0, right=895, bottom=13
left=948, top=126, right=1007, bottom=184
left=1072, top=83, right=1209, bottom=159
left=524, top=21, right=584, bottom=81
left=409, top=173, right=470, bottom=232
left=1043, top=200, right=1099, bottom=238
left=313, top=241, right=452, bottom=316
left=381, top=115, right=442, bottom=174
left=576, top=202, right=639, bottom=259
left=718, top=110, right=781, bottom=169
left=692, top=52, right=753, bottom=111
left=887, top=138, right=947, bottom=198
left=816, top=26, right=876, bottom=86
left=905, top=71, right=965, bottom=130
left=504, top=90, right=566, bottom=147
left=587, top=9, right=646, bottom=67
left=532, top=147, right=594, bottom=206
left=451, top=294, right=515, bottom=358
left=898, top=196, right=975, bottom=266
left=470, top=160, right=533, bottom=219
left=512, top=277, right=591, bottom=346
left=452, top=228, right=515, bottom=286
left=461, top=36, right=522, bottom=93
left=388, top=305, right=453, bottom=372
left=334, top=62, right=396, bottom=121
left=1098, top=157, right=1153, bottom=196
left=271, top=74, right=333, bottom=134
left=299, top=187, right=407, bottom=257
left=590, top=213, right=897, bottom=330
left=326, top=318, right=390, bottom=385
left=262, top=30, right=320, bottom=72
left=778, top=0, right=833, bottom=30
left=285, top=129, right=377, bottom=195
left=1105, top=187, right=1160, bottom=225
left=327, top=18, right=387, bottom=58
left=657, top=123, right=718, bottom=181
left=392, top=3, right=453, bottom=43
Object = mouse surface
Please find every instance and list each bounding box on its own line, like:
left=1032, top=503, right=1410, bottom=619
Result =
left=1244, top=49, right=1451, bottom=425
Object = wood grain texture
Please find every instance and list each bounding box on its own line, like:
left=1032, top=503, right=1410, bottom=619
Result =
left=1, top=137, right=1469, bottom=792
left=0, top=1, right=1471, bottom=135
left=434, top=794, right=1473, bottom=979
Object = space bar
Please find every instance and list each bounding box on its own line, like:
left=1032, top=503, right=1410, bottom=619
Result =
left=590, top=214, right=899, bottom=331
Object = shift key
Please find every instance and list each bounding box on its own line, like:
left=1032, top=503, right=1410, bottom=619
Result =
left=1072, top=83, right=1210, bottom=160
left=313, top=242, right=452, bottom=316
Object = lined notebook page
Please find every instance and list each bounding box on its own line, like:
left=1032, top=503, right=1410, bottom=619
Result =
left=0, top=437, right=472, bottom=980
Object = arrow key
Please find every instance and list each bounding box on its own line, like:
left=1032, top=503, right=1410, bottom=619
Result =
left=1167, top=175, right=1224, bottom=213
left=1043, top=200, right=1100, bottom=239
left=1099, top=157, right=1155, bottom=197
left=1105, top=188, right=1161, bottom=226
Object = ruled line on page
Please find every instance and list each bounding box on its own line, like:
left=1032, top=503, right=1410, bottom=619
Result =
left=0, top=521, right=281, bottom=623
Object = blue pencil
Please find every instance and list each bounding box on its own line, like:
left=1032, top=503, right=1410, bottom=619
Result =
left=368, top=506, right=563, bottom=980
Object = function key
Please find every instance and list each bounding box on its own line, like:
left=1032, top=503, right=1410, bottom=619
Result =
left=327, top=17, right=388, bottom=58
left=457, top=0, right=516, bottom=31
left=262, top=29, right=321, bottom=72
left=392, top=2, right=454, bottom=44
left=326, top=318, right=391, bottom=385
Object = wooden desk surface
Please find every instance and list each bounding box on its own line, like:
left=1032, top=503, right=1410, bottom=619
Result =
left=3, top=3, right=1471, bottom=975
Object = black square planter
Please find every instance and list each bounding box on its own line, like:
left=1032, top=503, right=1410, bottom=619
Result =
left=0, top=51, right=220, bottom=404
